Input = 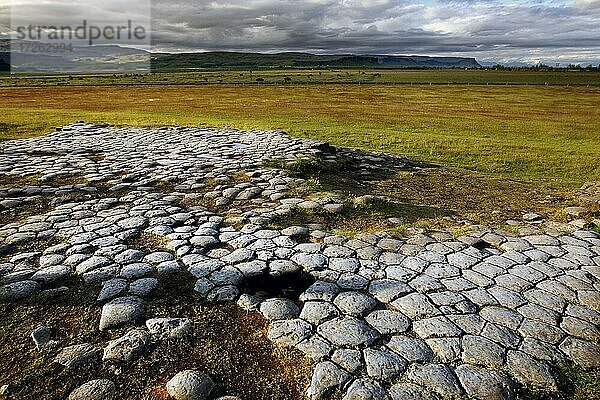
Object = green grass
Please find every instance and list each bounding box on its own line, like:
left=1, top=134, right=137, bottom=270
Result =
left=451, top=226, right=474, bottom=238
left=270, top=195, right=450, bottom=235
left=0, top=84, right=598, bottom=186
left=2, top=69, right=600, bottom=87
left=497, top=224, right=522, bottom=235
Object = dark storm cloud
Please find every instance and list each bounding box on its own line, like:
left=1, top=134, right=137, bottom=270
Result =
left=2, top=0, right=599, bottom=64
left=148, top=0, right=600, bottom=64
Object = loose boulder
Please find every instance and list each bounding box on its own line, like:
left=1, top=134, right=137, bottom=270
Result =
left=68, top=379, right=116, bottom=400
left=166, top=370, right=214, bottom=400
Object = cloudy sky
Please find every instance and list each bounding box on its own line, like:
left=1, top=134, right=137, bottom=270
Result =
left=2, top=0, right=600, bottom=65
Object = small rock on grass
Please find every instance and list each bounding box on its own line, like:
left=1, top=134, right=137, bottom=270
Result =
left=166, top=370, right=214, bottom=400
left=146, top=318, right=192, bottom=340
left=0, top=280, right=41, bottom=302
left=129, top=278, right=158, bottom=297
left=237, top=293, right=262, bottom=311
left=103, top=329, right=150, bottom=362
left=31, top=325, right=58, bottom=350
left=97, top=279, right=128, bottom=302
left=99, top=296, right=143, bottom=331
left=68, top=379, right=116, bottom=400
left=54, top=343, right=101, bottom=370
left=522, top=213, right=542, bottom=222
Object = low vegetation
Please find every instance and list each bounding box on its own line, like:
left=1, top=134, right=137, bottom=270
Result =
left=268, top=153, right=572, bottom=231
left=520, top=364, right=600, bottom=400
left=2, top=69, right=600, bottom=87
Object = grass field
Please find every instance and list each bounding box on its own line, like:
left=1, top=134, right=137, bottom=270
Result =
left=2, top=69, right=600, bottom=87
left=0, top=84, right=599, bottom=187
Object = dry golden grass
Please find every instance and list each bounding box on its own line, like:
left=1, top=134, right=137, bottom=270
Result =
left=0, top=84, right=599, bottom=186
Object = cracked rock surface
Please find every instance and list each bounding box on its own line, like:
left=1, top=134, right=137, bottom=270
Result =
left=1, top=123, right=600, bottom=399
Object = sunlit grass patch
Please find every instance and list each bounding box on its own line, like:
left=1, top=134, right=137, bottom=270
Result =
left=0, top=85, right=598, bottom=185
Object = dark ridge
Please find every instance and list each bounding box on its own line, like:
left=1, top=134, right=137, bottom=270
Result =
left=151, top=51, right=482, bottom=71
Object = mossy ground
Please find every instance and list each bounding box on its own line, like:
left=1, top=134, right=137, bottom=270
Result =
left=268, top=154, right=575, bottom=234
left=519, top=364, right=600, bottom=400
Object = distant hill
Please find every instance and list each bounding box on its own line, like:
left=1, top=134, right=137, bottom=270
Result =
left=151, top=52, right=482, bottom=71
left=1, top=40, right=150, bottom=73
left=0, top=39, right=481, bottom=73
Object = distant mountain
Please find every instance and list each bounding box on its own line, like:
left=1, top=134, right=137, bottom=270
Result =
left=151, top=52, right=482, bottom=70
left=3, top=40, right=150, bottom=73
left=479, top=60, right=533, bottom=68
left=0, top=40, right=481, bottom=73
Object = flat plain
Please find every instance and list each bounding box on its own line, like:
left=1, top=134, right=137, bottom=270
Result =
left=2, top=69, right=600, bottom=86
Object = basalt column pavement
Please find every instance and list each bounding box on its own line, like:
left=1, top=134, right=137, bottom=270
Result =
left=1, top=123, right=599, bottom=400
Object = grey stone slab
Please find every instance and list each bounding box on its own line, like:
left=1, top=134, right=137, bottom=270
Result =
left=559, top=336, right=600, bottom=368
left=462, top=335, right=505, bottom=367
left=506, top=350, right=557, bottom=391
left=363, top=347, right=407, bottom=382
left=455, top=364, right=515, bottom=400
left=307, top=361, right=351, bottom=400
left=259, top=298, right=300, bottom=321
left=390, top=293, right=440, bottom=320
left=365, top=310, right=410, bottom=335
left=406, top=363, right=464, bottom=398
left=342, top=378, right=387, bottom=400
left=480, top=306, right=523, bottom=330
left=318, top=317, right=379, bottom=347
left=389, top=382, right=435, bottom=400
left=413, top=316, right=462, bottom=339
left=331, top=349, right=363, bottom=374
left=388, top=335, right=433, bottom=363
left=368, top=279, right=412, bottom=303
left=296, top=335, right=333, bottom=361
left=267, top=319, right=312, bottom=346
left=426, top=337, right=461, bottom=363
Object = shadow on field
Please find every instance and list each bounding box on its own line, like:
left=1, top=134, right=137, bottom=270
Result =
left=268, top=144, right=571, bottom=230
